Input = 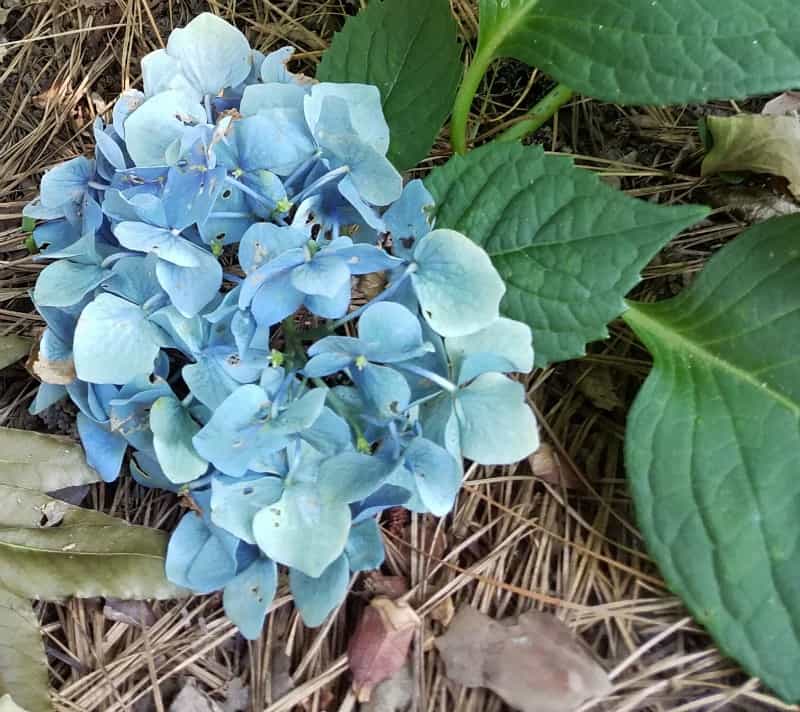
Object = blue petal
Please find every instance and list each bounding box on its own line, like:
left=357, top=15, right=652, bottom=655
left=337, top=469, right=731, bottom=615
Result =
left=317, top=451, right=394, bottom=504
left=114, top=223, right=202, bottom=267
left=411, top=229, right=506, bottom=338
left=290, top=253, right=351, bottom=298
left=165, top=12, right=251, bottom=97
left=303, top=279, right=351, bottom=320
left=351, top=484, right=410, bottom=523
left=223, top=557, right=278, bottom=639
left=403, top=437, right=462, bottom=516
left=104, top=255, right=163, bottom=304
left=182, top=353, right=240, bottom=410
left=211, top=473, right=283, bottom=543
left=29, top=383, right=67, bottom=415
left=234, top=113, right=314, bottom=177
left=124, top=90, right=206, bottom=167
left=332, top=243, right=402, bottom=276
left=150, top=395, right=208, bottom=483
left=156, top=251, right=222, bottom=317
left=252, top=482, right=350, bottom=577
left=358, top=302, right=431, bottom=363
left=77, top=412, right=127, bottom=482
left=352, top=363, right=410, bottom=420
left=455, top=373, right=539, bottom=465
left=345, top=518, right=385, bottom=571
left=166, top=512, right=239, bottom=594
left=289, top=554, right=350, bottom=627
left=33, top=261, right=107, bottom=308
left=305, top=84, right=389, bottom=154
left=250, top=270, right=304, bottom=328
left=239, top=223, right=307, bottom=275
left=73, top=294, right=168, bottom=384
left=383, top=180, right=435, bottom=260
left=112, top=89, right=145, bottom=139
left=40, top=157, right=94, bottom=209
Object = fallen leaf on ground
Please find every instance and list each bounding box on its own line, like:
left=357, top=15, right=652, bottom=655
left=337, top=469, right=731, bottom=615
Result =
left=363, top=573, right=408, bottom=599
left=169, top=681, right=222, bottom=712
left=528, top=444, right=582, bottom=489
left=359, top=661, right=412, bottom=712
left=702, top=115, right=800, bottom=198
left=103, top=599, right=156, bottom=627
left=348, top=597, right=421, bottom=702
left=435, top=606, right=611, bottom=712
left=762, top=92, right=800, bottom=116
left=577, top=366, right=622, bottom=411
left=220, top=675, right=249, bottom=712
left=269, top=646, right=294, bottom=702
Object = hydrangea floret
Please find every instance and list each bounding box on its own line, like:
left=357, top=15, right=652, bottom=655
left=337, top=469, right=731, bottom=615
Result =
left=24, top=13, right=540, bottom=636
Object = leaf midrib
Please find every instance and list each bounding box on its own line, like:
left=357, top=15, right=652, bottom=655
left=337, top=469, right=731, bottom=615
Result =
left=625, top=303, right=800, bottom=416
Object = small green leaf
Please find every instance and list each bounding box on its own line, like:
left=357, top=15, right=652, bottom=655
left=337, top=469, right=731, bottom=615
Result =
left=0, top=594, right=48, bottom=712
left=21, top=217, right=36, bottom=234
left=702, top=114, right=800, bottom=198
left=317, top=0, right=462, bottom=171
left=0, top=484, right=185, bottom=601
left=625, top=214, right=800, bottom=703
left=474, top=0, right=800, bottom=105
left=425, top=142, right=707, bottom=365
left=0, top=337, right=30, bottom=371
left=0, top=428, right=99, bottom=492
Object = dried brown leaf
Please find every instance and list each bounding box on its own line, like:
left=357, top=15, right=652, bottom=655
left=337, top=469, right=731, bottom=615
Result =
left=169, top=681, right=222, bottom=712
left=26, top=334, right=75, bottom=386
left=435, top=606, right=611, bottom=712
left=103, top=599, right=156, bottom=627
left=348, top=598, right=420, bottom=702
left=762, top=92, right=800, bottom=116
left=529, top=444, right=582, bottom=489
left=363, top=573, right=408, bottom=599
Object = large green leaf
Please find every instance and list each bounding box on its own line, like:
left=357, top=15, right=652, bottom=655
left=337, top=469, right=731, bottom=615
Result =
left=475, top=0, right=800, bottom=105
left=0, top=337, right=30, bottom=371
left=0, top=594, right=47, bottom=712
left=0, top=483, right=183, bottom=601
left=317, top=0, right=462, bottom=171
left=424, top=142, right=707, bottom=365
left=0, top=428, right=99, bottom=492
left=624, top=215, right=800, bottom=702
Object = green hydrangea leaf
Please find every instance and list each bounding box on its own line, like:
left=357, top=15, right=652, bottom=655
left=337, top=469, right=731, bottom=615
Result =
left=317, top=0, right=462, bottom=171
left=624, top=215, right=800, bottom=703
left=425, top=142, right=707, bottom=366
left=476, top=0, right=800, bottom=105
left=0, top=593, right=48, bottom=712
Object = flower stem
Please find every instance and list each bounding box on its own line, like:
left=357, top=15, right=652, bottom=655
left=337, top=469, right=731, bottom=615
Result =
left=451, top=45, right=497, bottom=155
left=312, top=376, right=369, bottom=449
left=396, top=363, right=457, bottom=394
left=497, top=84, right=573, bottom=143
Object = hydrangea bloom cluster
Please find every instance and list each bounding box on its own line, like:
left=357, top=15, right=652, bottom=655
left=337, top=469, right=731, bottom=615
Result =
left=25, top=14, right=539, bottom=635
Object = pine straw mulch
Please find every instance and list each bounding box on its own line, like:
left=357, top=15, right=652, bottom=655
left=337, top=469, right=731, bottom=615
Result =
left=1, top=1, right=797, bottom=711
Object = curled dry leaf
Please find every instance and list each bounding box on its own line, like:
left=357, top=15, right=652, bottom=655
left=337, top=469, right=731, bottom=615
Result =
left=762, top=92, right=800, bottom=116
left=26, top=334, right=75, bottom=385
left=702, top=114, right=800, bottom=198
left=435, top=606, right=611, bottom=712
left=348, top=597, right=421, bottom=702
left=528, top=444, right=581, bottom=490
left=103, top=598, right=156, bottom=627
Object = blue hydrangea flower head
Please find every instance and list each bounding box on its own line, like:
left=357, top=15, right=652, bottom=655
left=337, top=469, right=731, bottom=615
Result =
left=23, top=12, right=540, bottom=639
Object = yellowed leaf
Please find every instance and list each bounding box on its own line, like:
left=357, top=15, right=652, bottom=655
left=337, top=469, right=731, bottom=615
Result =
left=702, top=115, right=800, bottom=198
